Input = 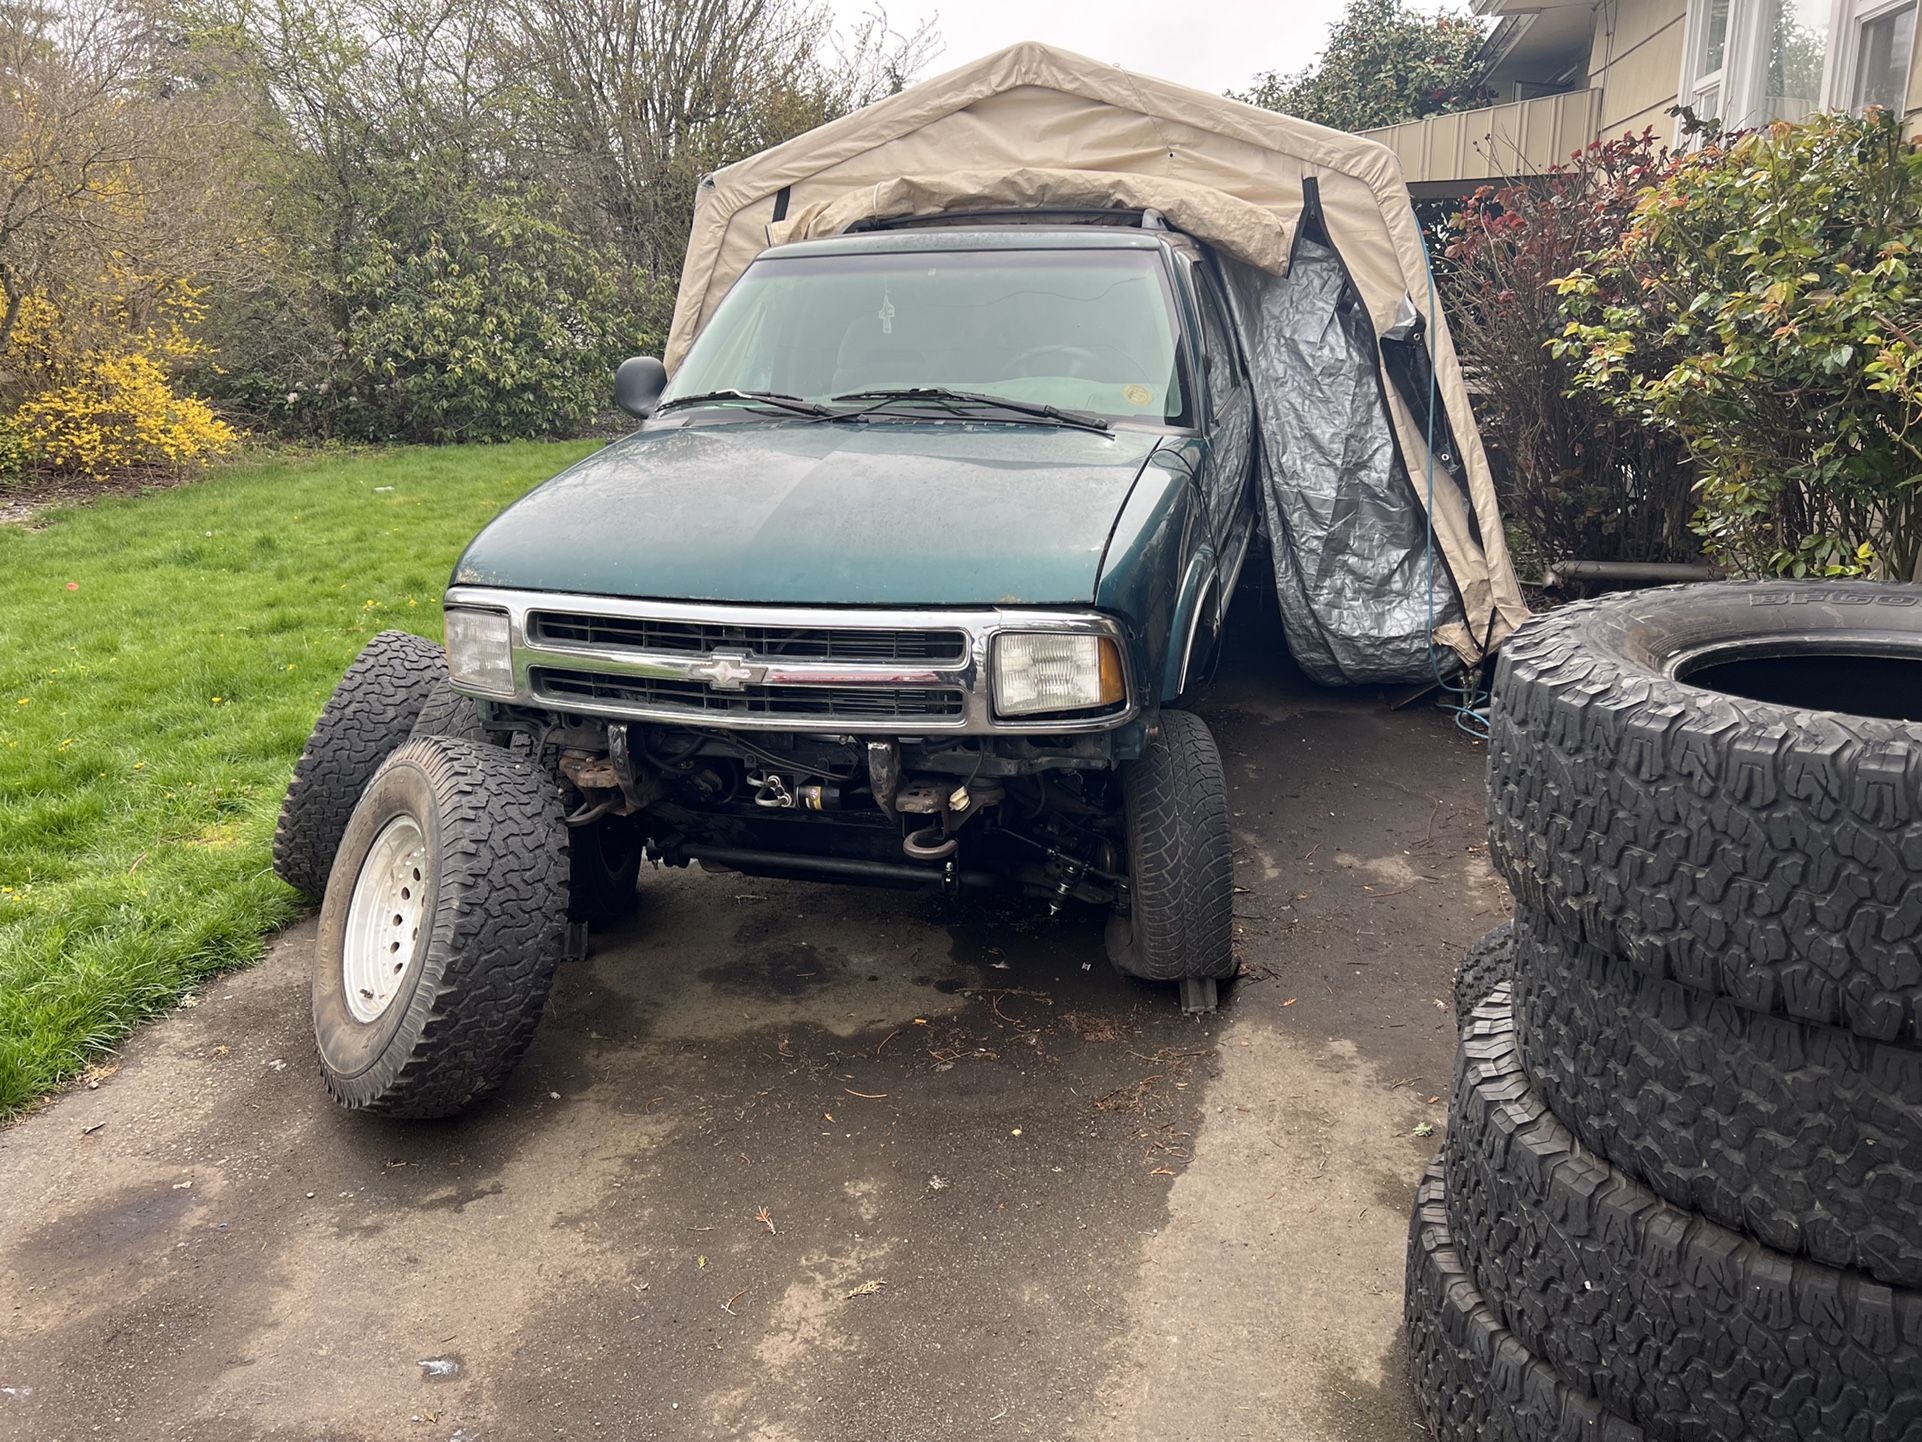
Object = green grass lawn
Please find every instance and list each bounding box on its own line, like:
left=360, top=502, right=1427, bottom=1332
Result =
left=0, top=440, right=599, bottom=1117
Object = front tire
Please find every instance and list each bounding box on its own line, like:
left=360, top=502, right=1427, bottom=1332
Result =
left=313, top=735, right=569, bottom=1117
left=1107, top=709, right=1235, bottom=982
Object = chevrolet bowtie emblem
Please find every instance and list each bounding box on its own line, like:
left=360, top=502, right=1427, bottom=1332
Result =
left=690, top=649, right=762, bottom=691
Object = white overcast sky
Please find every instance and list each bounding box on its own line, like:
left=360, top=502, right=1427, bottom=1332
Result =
left=828, top=0, right=1452, bottom=96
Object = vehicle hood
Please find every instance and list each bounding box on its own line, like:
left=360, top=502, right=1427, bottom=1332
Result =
left=454, top=420, right=1165, bottom=606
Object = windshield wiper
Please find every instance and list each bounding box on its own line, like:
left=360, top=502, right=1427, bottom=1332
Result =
left=657, top=389, right=839, bottom=418
left=830, top=387, right=1113, bottom=434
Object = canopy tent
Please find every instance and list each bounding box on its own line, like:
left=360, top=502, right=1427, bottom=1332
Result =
left=664, top=42, right=1529, bottom=682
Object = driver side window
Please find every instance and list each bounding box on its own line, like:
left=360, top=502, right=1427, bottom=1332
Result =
left=1195, top=270, right=1241, bottom=420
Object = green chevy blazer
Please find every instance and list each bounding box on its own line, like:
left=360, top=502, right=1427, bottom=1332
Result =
left=277, top=219, right=1259, bottom=1116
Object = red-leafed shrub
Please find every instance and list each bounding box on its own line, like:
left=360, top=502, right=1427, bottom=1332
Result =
left=1443, top=132, right=1699, bottom=571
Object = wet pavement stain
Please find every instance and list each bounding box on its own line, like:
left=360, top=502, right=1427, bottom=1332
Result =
left=702, top=940, right=845, bottom=997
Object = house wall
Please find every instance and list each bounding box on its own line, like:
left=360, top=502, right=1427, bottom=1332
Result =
left=1600, top=0, right=1922, bottom=140
left=1589, top=0, right=1690, bottom=140
left=1908, top=19, right=1922, bottom=129
left=1370, top=0, right=1922, bottom=183
left=1362, top=90, right=1606, bottom=189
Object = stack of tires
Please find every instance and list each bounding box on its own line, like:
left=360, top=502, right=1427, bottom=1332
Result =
left=1407, top=581, right=1922, bottom=1441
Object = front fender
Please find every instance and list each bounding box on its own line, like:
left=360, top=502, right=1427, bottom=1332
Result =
left=1163, top=551, right=1218, bottom=700
left=1094, top=443, right=1206, bottom=711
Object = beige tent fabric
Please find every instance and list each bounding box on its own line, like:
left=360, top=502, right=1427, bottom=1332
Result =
left=664, top=41, right=1529, bottom=662
left=766, top=169, right=1296, bottom=275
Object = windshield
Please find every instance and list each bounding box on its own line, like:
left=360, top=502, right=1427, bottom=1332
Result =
left=665, top=247, right=1190, bottom=427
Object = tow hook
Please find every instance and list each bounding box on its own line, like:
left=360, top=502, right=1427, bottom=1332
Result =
left=903, top=825, right=959, bottom=861
left=893, top=778, right=1002, bottom=863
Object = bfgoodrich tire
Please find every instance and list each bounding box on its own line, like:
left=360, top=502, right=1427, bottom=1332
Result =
left=1448, top=988, right=1922, bottom=1442
left=410, top=674, right=505, bottom=747
left=1454, top=920, right=1514, bottom=1031
left=274, top=630, right=449, bottom=899
left=1510, top=912, right=1922, bottom=1288
left=1107, top=709, right=1234, bottom=982
left=313, top=736, right=569, bottom=1118
left=1405, top=1163, right=1646, bottom=1442
left=1488, top=580, right=1922, bottom=1046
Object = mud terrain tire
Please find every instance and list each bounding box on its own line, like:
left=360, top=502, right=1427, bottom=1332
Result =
left=410, top=674, right=505, bottom=747
left=1454, top=920, right=1514, bottom=1030
left=1448, top=988, right=1922, bottom=1442
left=1406, top=1163, right=1646, bottom=1442
left=1510, top=913, right=1922, bottom=1288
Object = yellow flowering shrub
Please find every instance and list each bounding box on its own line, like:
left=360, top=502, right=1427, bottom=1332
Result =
left=15, top=352, right=237, bottom=479
left=4, top=272, right=239, bottom=483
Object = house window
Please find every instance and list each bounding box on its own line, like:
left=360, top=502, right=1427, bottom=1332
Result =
left=1831, top=0, right=1917, bottom=111
left=1767, top=0, right=1831, bottom=120
left=1679, top=0, right=1834, bottom=132
left=1681, top=0, right=1915, bottom=130
left=1690, top=0, right=1733, bottom=121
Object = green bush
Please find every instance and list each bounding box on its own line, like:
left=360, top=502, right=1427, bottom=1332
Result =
left=1555, top=110, right=1922, bottom=578
left=0, top=414, right=30, bottom=486
left=334, top=172, right=661, bottom=443
left=193, top=164, right=660, bottom=445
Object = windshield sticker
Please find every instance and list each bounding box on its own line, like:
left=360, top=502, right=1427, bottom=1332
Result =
left=878, top=289, right=895, bottom=336
left=1123, top=384, right=1153, bottom=407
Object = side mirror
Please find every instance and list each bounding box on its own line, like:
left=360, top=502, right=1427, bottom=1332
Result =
left=615, top=356, right=668, bottom=419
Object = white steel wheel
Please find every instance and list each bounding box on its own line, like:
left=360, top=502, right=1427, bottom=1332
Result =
left=313, top=735, right=571, bottom=1118
left=341, top=815, right=429, bottom=1023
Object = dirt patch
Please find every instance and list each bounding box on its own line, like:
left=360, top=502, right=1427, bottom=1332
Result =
left=0, top=470, right=201, bottom=527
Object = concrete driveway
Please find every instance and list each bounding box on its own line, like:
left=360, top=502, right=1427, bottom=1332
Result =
left=0, top=603, right=1510, bottom=1442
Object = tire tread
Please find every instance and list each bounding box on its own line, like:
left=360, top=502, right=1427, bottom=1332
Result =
left=1487, top=581, right=1922, bottom=1047
left=1406, top=1162, right=1647, bottom=1442
left=1510, top=912, right=1922, bottom=1288
left=319, top=736, right=569, bottom=1118
left=1447, top=987, right=1922, bottom=1442
left=274, top=630, right=447, bottom=898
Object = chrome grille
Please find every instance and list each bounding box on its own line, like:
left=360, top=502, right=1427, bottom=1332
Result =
left=528, top=611, right=968, bottom=665
left=446, top=584, right=1138, bottom=735
left=532, top=668, right=967, bottom=721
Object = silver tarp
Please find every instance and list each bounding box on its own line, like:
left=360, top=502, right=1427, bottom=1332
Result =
left=1224, top=241, right=1467, bottom=686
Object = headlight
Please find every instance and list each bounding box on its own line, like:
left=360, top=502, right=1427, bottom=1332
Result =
left=443, top=607, right=515, bottom=698
left=992, top=632, right=1126, bottom=717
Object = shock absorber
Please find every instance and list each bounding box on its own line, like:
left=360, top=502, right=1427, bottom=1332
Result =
left=1049, top=854, right=1089, bottom=916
